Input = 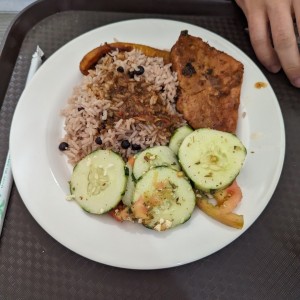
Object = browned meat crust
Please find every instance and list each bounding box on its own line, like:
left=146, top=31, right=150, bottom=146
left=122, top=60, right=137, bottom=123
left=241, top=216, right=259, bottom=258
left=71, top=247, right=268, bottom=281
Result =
left=170, top=31, right=244, bottom=133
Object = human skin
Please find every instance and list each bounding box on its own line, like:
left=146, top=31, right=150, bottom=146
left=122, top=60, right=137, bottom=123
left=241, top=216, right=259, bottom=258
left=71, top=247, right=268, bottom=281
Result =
left=235, top=0, right=300, bottom=87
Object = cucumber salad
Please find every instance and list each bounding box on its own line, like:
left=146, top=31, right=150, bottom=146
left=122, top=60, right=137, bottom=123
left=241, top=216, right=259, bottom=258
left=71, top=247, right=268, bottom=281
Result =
left=68, top=127, right=247, bottom=231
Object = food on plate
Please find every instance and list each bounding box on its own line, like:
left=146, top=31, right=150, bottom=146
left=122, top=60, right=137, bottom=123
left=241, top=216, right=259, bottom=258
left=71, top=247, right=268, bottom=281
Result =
left=196, top=181, right=244, bottom=229
left=61, top=32, right=247, bottom=231
left=178, top=128, right=246, bottom=192
left=69, top=150, right=127, bottom=214
left=168, top=124, right=193, bottom=155
left=121, top=157, right=136, bottom=207
left=61, top=48, right=185, bottom=165
left=67, top=126, right=246, bottom=230
left=132, top=145, right=180, bottom=180
left=80, top=42, right=171, bottom=75
left=131, top=166, right=196, bottom=231
left=108, top=203, right=132, bottom=222
left=170, top=30, right=244, bottom=133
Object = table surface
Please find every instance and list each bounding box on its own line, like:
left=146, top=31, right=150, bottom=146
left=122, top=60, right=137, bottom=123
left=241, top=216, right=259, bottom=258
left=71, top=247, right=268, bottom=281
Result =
left=0, top=1, right=300, bottom=299
left=0, top=13, right=15, bottom=44
left=0, top=0, right=36, bottom=12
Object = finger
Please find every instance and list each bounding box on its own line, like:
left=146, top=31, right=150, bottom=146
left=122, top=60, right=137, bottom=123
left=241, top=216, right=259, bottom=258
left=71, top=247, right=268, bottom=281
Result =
left=294, top=0, right=300, bottom=50
left=269, top=3, right=300, bottom=87
left=247, top=10, right=281, bottom=73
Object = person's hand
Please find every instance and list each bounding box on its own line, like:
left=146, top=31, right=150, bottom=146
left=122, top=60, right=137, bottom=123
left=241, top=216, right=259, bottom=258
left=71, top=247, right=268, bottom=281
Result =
left=235, top=0, right=300, bottom=87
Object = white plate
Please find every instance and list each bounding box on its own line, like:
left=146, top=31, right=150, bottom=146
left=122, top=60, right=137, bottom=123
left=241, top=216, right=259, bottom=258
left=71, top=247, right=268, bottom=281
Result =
left=10, top=19, right=285, bottom=269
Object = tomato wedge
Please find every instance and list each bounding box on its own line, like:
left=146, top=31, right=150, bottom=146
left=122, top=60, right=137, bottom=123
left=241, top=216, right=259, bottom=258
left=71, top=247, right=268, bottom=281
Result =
left=196, top=181, right=244, bottom=229
left=108, top=204, right=131, bottom=222
left=127, top=156, right=135, bottom=168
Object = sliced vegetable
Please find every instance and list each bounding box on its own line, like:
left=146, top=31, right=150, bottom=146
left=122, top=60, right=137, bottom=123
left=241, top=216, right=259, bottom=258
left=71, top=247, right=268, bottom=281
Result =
left=133, top=146, right=181, bottom=180
left=132, top=167, right=196, bottom=231
left=178, top=128, right=246, bottom=192
left=213, top=180, right=242, bottom=213
left=108, top=203, right=132, bottom=222
left=122, top=158, right=136, bottom=207
left=70, top=150, right=127, bottom=214
left=169, top=125, right=193, bottom=154
left=196, top=181, right=244, bottom=229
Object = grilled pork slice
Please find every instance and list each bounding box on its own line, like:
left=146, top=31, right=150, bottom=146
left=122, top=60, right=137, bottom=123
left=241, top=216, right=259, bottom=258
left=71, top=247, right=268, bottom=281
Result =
left=170, top=31, right=244, bottom=133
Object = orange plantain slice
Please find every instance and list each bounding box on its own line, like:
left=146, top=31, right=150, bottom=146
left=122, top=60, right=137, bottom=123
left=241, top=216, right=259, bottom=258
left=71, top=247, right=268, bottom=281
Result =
left=80, top=42, right=170, bottom=75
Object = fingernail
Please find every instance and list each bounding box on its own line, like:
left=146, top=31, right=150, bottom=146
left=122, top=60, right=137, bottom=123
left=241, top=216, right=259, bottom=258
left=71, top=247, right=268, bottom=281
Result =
left=269, top=65, right=281, bottom=73
left=292, top=78, right=300, bottom=88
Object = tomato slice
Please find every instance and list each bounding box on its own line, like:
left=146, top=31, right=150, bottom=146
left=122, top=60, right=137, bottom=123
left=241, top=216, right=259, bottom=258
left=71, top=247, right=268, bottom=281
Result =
left=108, top=204, right=131, bottom=222
left=213, top=181, right=242, bottom=214
left=127, top=156, right=135, bottom=167
left=131, top=196, right=149, bottom=220
left=196, top=181, right=244, bottom=229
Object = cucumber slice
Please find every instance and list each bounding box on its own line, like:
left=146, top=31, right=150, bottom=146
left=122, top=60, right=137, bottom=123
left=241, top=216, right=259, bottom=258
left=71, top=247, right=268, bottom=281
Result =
left=169, top=125, right=193, bottom=154
left=122, top=162, right=135, bottom=207
left=132, top=167, right=195, bottom=231
left=133, top=146, right=180, bottom=180
left=178, top=128, right=246, bottom=191
left=70, top=150, right=127, bottom=214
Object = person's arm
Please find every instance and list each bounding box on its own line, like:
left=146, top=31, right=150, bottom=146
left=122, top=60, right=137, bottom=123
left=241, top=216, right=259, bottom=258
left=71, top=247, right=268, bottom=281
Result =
left=235, top=0, right=300, bottom=87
